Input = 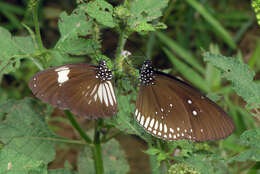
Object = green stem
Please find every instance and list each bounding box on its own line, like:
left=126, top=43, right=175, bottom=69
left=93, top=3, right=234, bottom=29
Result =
left=115, top=30, right=128, bottom=72
left=92, top=119, right=104, bottom=174
left=64, top=110, right=92, bottom=144
left=32, top=1, right=44, bottom=51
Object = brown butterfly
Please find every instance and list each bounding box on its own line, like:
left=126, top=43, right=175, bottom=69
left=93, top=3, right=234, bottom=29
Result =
left=134, top=60, right=234, bottom=141
left=29, top=60, right=117, bottom=119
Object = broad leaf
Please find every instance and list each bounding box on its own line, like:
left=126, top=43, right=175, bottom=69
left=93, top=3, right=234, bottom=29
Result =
left=0, top=98, right=56, bottom=173
left=203, top=52, right=260, bottom=109
left=55, top=9, right=99, bottom=56
left=0, top=27, right=35, bottom=77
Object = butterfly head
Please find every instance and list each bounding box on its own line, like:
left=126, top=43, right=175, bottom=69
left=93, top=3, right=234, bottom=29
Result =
left=140, top=60, right=155, bottom=85
left=96, top=60, right=112, bottom=81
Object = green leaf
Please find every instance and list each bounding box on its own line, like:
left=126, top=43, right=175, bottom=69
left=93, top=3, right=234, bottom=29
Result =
left=78, top=139, right=130, bottom=174
left=55, top=10, right=99, bottom=56
left=81, top=0, right=115, bottom=28
left=184, top=154, right=229, bottom=174
left=0, top=98, right=56, bottom=173
left=127, top=0, right=169, bottom=33
left=48, top=169, right=78, bottom=174
left=229, top=129, right=260, bottom=162
left=203, top=52, right=260, bottom=110
left=0, top=27, right=35, bottom=77
left=240, top=128, right=260, bottom=148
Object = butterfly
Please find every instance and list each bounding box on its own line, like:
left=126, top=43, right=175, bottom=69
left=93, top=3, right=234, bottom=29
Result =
left=134, top=60, right=234, bottom=142
left=28, top=60, right=117, bottom=119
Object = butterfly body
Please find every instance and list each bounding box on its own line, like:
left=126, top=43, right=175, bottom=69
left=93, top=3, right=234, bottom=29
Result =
left=135, top=60, right=234, bottom=142
left=29, top=60, right=117, bottom=119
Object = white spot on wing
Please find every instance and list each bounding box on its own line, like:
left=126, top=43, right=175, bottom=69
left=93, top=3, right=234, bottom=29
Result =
left=158, top=132, right=161, bottom=136
left=107, top=81, right=116, bottom=103
left=144, top=117, right=150, bottom=128
left=150, top=118, right=155, bottom=128
left=159, top=123, right=163, bottom=131
left=177, top=127, right=180, bottom=131
left=135, top=109, right=138, bottom=116
left=170, top=128, right=174, bottom=133
left=140, top=116, right=145, bottom=125
left=97, top=84, right=103, bottom=103
left=164, top=124, right=167, bottom=133
left=137, top=112, right=141, bottom=121
left=154, top=120, right=159, bottom=130
left=94, top=94, right=97, bottom=101
left=57, top=67, right=70, bottom=84
left=104, top=83, right=113, bottom=106
left=192, top=110, right=198, bottom=116
left=188, top=99, right=192, bottom=104
left=102, top=83, right=109, bottom=106
left=90, top=85, right=97, bottom=96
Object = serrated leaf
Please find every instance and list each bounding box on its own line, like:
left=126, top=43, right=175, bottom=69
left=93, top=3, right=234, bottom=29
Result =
left=78, top=139, right=130, bottom=174
left=127, top=0, right=169, bottom=33
left=55, top=10, right=99, bottom=56
left=0, top=98, right=56, bottom=173
left=203, top=52, right=260, bottom=109
left=81, top=0, right=115, bottom=28
left=229, top=129, right=260, bottom=162
left=0, top=27, right=35, bottom=77
left=184, top=154, right=229, bottom=174
left=240, top=128, right=260, bottom=148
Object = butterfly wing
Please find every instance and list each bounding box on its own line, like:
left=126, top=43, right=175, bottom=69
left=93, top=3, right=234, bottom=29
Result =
left=29, top=64, right=94, bottom=109
left=29, top=62, right=117, bottom=119
left=60, top=75, right=117, bottom=119
left=135, top=72, right=234, bottom=142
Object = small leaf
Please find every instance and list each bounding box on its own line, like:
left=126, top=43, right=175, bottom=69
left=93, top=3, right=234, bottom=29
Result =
left=127, top=0, right=169, bottom=33
left=81, top=0, right=116, bottom=28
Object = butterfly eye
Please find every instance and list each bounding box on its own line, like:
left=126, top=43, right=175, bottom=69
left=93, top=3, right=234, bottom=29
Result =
left=29, top=60, right=117, bottom=119
left=135, top=60, right=234, bottom=142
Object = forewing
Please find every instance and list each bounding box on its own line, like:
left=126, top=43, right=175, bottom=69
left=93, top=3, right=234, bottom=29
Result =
left=28, top=64, right=95, bottom=109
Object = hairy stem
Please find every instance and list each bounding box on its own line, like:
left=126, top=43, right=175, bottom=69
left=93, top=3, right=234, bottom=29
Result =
left=115, top=30, right=128, bottom=72
left=32, top=1, right=44, bottom=51
left=64, top=110, right=92, bottom=144
left=92, top=119, right=104, bottom=174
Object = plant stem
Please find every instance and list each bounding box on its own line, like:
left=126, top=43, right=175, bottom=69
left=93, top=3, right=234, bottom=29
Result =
left=32, top=1, right=44, bottom=51
left=64, top=110, right=92, bottom=144
left=92, top=119, right=104, bottom=174
left=115, top=30, right=128, bottom=72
